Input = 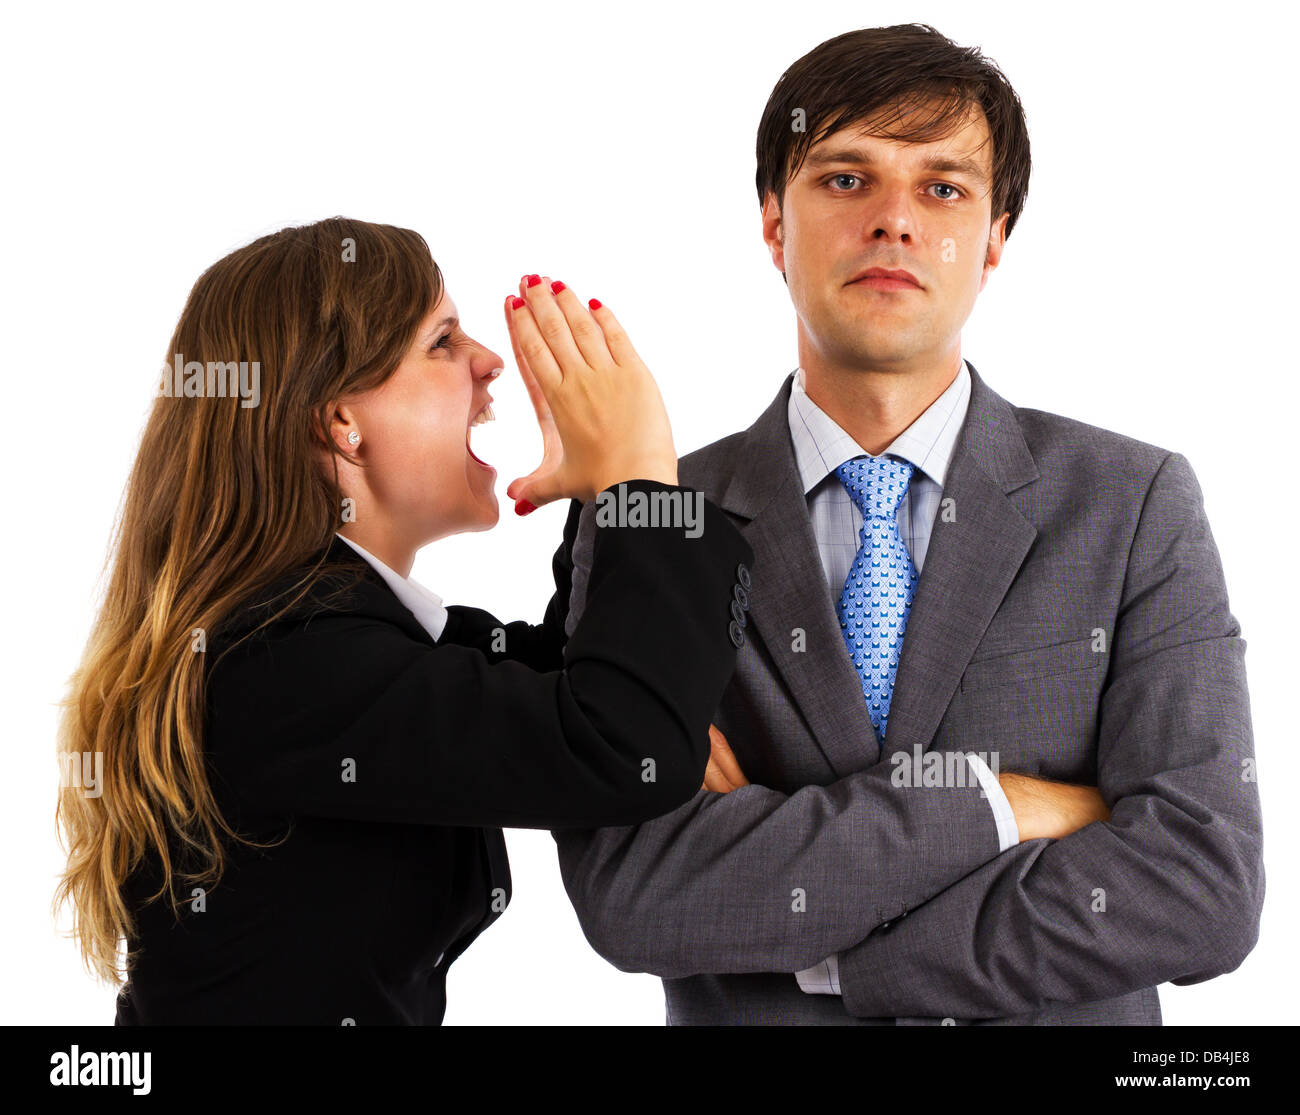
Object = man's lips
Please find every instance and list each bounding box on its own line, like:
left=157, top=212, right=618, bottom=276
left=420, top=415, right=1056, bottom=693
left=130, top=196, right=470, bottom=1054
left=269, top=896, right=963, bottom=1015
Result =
left=848, top=267, right=922, bottom=290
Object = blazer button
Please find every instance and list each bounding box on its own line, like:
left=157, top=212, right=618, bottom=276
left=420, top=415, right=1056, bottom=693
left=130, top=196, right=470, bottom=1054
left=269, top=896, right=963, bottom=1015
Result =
left=730, top=599, right=747, bottom=628
left=728, top=620, right=745, bottom=649
left=733, top=583, right=749, bottom=610
left=736, top=562, right=751, bottom=591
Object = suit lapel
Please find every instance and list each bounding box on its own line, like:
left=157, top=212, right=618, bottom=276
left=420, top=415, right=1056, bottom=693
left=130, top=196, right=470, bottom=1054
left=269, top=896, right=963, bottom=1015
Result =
left=712, top=365, right=1039, bottom=777
left=878, top=364, right=1039, bottom=762
left=712, top=375, right=885, bottom=777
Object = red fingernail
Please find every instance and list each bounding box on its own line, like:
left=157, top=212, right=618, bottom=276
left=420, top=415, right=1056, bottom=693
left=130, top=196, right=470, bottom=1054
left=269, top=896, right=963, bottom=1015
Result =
left=551, top=280, right=565, bottom=294
left=526, top=274, right=541, bottom=287
left=515, top=499, right=537, bottom=516
left=588, top=298, right=602, bottom=310
left=509, top=296, right=525, bottom=309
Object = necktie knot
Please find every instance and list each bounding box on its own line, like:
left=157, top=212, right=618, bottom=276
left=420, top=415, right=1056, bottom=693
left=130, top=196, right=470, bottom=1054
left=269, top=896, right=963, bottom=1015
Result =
left=834, top=456, right=914, bottom=520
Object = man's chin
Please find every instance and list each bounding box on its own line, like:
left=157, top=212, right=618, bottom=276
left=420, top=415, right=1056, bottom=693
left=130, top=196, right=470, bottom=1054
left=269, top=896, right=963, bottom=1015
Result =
left=827, top=325, right=927, bottom=369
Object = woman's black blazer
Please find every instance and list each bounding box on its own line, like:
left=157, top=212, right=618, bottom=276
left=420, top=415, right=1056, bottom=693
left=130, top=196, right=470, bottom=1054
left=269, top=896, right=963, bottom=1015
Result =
left=114, top=479, right=754, bottom=1024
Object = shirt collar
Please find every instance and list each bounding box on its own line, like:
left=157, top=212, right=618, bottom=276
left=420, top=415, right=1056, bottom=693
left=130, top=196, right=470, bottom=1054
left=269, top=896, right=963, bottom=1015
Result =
left=787, top=360, right=971, bottom=495
left=334, top=532, right=448, bottom=642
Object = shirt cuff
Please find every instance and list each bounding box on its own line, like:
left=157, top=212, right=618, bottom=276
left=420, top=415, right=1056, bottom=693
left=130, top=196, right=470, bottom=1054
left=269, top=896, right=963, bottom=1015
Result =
left=965, top=752, right=1018, bottom=852
left=794, top=952, right=841, bottom=995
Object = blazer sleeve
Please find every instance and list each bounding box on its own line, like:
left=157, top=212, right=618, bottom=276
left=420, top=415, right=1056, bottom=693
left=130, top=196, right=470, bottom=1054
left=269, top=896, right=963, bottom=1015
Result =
left=553, top=500, right=1007, bottom=977
left=437, top=498, right=584, bottom=673
left=831, top=451, right=1264, bottom=1019
left=204, top=479, right=754, bottom=831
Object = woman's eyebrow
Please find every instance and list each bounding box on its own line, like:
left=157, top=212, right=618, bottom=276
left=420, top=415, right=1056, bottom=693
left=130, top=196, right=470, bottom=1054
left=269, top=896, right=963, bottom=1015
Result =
left=423, top=315, right=458, bottom=341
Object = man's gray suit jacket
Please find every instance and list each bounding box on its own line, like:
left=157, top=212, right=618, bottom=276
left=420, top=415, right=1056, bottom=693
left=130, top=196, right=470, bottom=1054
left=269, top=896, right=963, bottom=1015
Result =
left=551, top=364, right=1264, bottom=1025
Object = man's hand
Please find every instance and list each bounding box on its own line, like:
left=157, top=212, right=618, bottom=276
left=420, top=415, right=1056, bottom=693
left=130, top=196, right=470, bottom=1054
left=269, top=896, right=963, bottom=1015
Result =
left=702, top=724, right=750, bottom=793
left=998, top=772, right=1110, bottom=842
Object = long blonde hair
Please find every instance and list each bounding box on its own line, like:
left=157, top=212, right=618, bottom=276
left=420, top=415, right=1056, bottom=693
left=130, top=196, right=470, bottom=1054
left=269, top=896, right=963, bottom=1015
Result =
left=54, top=217, right=443, bottom=985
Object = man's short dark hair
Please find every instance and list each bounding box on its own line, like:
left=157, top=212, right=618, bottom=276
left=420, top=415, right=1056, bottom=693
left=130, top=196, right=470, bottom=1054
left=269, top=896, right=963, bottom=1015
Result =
left=755, top=24, right=1032, bottom=238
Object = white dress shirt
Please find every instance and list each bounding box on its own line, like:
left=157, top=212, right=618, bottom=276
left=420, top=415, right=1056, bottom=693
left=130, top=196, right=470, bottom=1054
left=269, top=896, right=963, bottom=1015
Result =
left=334, top=532, right=449, bottom=642
left=788, top=360, right=1018, bottom=996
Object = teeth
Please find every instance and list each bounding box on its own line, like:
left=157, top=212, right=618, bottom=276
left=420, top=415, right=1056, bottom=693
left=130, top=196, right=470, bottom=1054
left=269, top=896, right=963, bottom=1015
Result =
left=470, top=404, right=495, bottom=428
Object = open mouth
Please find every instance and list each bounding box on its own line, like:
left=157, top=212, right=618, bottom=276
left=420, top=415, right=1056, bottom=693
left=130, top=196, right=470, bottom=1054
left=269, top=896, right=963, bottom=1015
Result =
left=467, top=401, right=495, bottom=470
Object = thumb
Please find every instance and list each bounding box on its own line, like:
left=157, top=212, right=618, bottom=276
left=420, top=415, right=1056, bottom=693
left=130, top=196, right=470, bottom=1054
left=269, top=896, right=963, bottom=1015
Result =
left=507, top=469, right=566, bottom=511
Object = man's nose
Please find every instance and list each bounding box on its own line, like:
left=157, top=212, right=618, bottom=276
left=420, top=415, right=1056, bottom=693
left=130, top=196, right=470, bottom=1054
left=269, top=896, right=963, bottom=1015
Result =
left=866, top=184, right=918, bottom=240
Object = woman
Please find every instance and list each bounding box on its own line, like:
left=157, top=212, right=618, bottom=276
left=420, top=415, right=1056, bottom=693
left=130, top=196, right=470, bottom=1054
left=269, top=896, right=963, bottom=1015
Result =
left=54, top=217, right=754, bottom=1024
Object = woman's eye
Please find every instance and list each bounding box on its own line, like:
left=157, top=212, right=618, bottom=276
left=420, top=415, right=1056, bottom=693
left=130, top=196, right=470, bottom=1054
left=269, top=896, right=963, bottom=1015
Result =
left=432, top=333, right=453, bottom=352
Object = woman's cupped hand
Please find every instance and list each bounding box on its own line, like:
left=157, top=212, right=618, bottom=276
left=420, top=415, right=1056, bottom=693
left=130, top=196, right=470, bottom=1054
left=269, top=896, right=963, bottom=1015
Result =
left=503, top=274, right=678, bottom=511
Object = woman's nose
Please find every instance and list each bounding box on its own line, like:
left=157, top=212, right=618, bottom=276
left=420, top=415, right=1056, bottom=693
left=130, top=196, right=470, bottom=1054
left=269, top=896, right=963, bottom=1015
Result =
left=475, top=345, right=505, bottom=379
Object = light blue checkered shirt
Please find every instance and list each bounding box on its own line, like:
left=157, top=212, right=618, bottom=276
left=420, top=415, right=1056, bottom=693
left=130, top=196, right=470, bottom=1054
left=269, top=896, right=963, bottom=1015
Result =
left=787, top=360, right=1018, bottom=995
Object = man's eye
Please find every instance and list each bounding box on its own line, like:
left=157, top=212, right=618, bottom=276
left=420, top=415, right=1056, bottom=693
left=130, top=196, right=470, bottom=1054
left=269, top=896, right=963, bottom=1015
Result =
left=931, top=183, right=962, bottom=201
left=830, top=174, right=860, bottom=190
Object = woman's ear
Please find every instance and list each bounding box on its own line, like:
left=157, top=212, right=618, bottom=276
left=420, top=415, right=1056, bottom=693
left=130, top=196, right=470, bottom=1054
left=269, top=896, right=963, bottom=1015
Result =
left=321, top=400, right=363, bottom=455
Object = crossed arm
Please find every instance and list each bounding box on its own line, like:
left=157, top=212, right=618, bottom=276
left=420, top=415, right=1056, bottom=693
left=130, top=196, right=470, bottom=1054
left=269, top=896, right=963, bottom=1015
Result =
left=827, top=453, right=1263, bottom=1017
left=553, top=452, right=1263, bottom=1014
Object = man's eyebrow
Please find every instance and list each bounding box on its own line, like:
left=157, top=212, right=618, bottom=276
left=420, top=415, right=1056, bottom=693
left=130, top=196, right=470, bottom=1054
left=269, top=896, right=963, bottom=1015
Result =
left=802, top=149, right=988, bottom=181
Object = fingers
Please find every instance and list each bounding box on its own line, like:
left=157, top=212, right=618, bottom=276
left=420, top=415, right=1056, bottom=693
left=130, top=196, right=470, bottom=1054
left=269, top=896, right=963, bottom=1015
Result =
left=701, top=724, right=750, bottom=792
left=519, top=273, right=588, bottom=377
left=702, top=754, right=732, bottom=793
left=549, top=280, right=615, bottom=368
left=512, top=272, right=639, bottom=374
left=505, top=290, right=563, bottom=396
left=585, top=298, right=642, bottom=369
left=511, top=325, right=554, bottom=427
left=506, top=465, right=561, bottom=509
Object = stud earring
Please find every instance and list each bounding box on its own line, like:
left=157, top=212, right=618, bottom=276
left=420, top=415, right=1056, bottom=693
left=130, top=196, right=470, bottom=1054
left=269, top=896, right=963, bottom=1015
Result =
left=347, top=431, right=360, bottom=446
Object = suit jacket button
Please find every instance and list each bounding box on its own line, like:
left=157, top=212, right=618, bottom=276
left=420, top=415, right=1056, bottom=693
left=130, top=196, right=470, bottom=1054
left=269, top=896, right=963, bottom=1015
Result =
left=730, top=599, right=747, bottom=628
left=732, top=583, right=749, bottom=610
left=728, top=620, right=745, bottom=648
left=736, top=562, right=751, bottom=590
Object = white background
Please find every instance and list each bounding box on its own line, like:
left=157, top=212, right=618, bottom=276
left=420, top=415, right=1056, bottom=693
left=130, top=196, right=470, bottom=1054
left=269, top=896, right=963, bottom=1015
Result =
left=3, top=0, right=1296, bottom=1025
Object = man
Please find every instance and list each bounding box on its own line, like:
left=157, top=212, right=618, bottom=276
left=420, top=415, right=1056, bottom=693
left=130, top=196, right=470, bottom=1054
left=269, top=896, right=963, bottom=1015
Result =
left=551, top=23, right=1263, bottom=1024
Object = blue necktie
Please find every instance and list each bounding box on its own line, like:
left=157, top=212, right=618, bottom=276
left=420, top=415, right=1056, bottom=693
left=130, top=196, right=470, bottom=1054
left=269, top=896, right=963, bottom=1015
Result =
left=834, top=455, right=919, bottom=741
